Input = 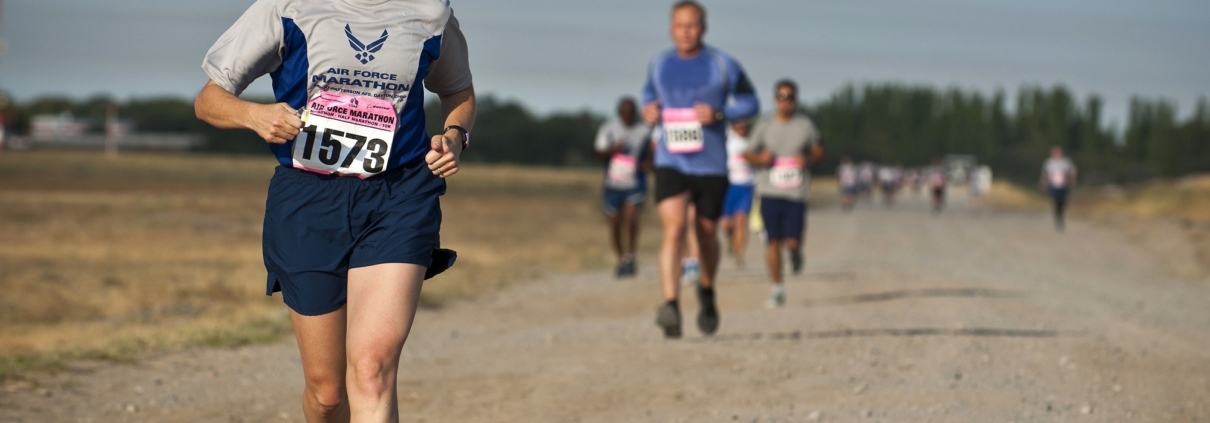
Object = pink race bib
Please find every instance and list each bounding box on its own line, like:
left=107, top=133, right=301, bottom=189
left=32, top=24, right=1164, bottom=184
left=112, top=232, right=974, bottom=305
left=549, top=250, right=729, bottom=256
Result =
left=293, top=91, right=398, bottom=178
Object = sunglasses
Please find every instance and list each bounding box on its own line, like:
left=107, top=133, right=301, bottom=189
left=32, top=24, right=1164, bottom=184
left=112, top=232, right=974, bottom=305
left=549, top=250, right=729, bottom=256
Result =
left=776, top=92, right=796, bottom=101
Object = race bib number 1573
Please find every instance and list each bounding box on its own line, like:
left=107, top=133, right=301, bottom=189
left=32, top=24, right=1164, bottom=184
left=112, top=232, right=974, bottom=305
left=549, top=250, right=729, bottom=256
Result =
left=293, top=92, right=397, bottom=179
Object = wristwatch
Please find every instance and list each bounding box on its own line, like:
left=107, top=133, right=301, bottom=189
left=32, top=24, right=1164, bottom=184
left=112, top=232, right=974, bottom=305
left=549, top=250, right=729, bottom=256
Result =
left=713, top=110, right=725, bottom=123
left=445, top=125, right=470, bottom=150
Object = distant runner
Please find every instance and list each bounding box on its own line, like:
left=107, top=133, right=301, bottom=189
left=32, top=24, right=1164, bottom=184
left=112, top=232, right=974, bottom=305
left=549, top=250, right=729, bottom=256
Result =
left=927, top=158, right=947, bottom=214
left=970, top=164, right=992, bottom=209
left=744, top=80, right=821, bottom=308
left=595, top=97, right=652, bottom=278
left=643, top=0, right=759, bottom=338
left=878, top=163, right=901, bottom=206
left=1040, top=146, right=1077, bottom=231
left=720, top=120, right=755, bottom=266
left=837, top=156, right=858, bottom=212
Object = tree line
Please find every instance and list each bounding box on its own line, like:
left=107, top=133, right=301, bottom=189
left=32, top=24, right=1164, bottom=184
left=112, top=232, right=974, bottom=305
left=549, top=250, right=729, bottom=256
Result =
left=3, top=84, right=1207, bottom=185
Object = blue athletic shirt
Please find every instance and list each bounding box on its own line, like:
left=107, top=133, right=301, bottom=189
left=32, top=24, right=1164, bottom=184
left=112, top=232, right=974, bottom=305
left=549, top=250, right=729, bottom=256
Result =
left=642, top=45, right=759, bottom=176
left=202, top=0, right=472, bottom=173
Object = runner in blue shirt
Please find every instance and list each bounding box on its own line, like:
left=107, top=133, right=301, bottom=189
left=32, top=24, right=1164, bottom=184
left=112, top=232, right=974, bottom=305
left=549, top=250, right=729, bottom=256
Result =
left=194, top=0, right=474, bottom=420
left=642, top=0, right=759, bottom=338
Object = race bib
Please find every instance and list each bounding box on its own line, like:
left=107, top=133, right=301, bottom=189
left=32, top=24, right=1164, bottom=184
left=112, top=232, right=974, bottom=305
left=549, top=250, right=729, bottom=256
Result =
left=929, top=172, right=945, bottom=187
left=1048, top=169, right=1067, bottom=187
left=769, top=158, right=804, bottom=190
left=293, top=91, right=397, bottom=178
left=607, top=154, right=639, bottom=188
left=728, top=153, right=754, bottom=184
left=839, top=170, right=857, bottom=186
left=662, top=108, right=703, bottom=154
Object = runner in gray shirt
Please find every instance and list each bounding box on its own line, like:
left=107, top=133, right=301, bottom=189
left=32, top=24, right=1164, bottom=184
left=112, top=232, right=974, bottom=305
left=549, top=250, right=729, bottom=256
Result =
left=594, top=97, right=653, bottom=277
left=1039, top=146, right=1077, bottom=231
left=743, top=80, right=822, bottom=308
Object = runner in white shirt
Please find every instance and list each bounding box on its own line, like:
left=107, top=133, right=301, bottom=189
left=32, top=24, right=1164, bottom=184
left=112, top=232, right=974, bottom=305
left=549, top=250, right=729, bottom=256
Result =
left=878, top=164, right=901, bottom=206
left=970, top=164, right=992, bottom=209
left=720, top=120, right=755, bottom=266
left=1039, top=146, right=1077, bottom=231
left=837, top=156, right=858, bottom=212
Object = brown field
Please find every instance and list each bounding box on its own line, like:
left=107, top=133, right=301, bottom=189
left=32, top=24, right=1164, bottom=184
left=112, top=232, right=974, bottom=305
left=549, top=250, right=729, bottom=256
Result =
left=0, top=151, right=658, bottom=379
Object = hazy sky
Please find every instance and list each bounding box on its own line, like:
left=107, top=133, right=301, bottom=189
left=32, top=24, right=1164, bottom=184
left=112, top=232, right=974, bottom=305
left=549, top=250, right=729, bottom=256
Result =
left=1, top=0, right=1207, bottom=125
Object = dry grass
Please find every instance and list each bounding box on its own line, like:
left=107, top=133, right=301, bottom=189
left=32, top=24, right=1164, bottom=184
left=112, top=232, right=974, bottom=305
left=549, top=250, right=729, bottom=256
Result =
left=1079, top=174, right=1210, bottom=222
left=984, top=181, right=1049, bottom=210
left=0, top=151, right=655, bottom=379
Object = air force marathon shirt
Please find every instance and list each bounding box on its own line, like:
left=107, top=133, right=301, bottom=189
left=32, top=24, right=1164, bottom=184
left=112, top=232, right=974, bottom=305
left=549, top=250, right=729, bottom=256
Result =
left=643, top=46, right=759, bottom=176
left=202, top=0, right=472, bottom=175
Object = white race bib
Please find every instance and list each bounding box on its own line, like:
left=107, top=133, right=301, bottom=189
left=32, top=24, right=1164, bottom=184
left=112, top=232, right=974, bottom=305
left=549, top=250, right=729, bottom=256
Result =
left=293, top=91, right=397, bottom=179
left=769, top=158, right=803, bottom=190
left=662, top=108, right=703, bottom=154
left=607, top=154, right=639, bottom=188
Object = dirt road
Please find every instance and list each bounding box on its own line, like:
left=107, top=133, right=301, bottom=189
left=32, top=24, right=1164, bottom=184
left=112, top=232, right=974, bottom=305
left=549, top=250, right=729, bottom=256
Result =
left=4, top=190, right=1209, bottom=422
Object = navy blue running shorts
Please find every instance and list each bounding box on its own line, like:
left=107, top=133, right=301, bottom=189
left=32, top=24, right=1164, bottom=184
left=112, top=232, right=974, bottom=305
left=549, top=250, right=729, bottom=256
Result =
left=262, top=162, right=444, bottom=316
left=602, top=182, right=647, bottom=216
left=760, top=197, right=807, bottom=242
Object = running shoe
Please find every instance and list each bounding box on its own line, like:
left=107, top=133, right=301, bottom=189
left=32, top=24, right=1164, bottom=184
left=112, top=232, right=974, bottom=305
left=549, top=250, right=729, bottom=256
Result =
left=617, top=255, right=636, bottom=278
left=696, top=285, right=719, bottom=335
left=765, top=287, right=785, bottom=309
left=655, top=302, right=682, bottom=338
left=789, top=249, right=804, bottom=275
left=624, top=257, right=637, bottom=277
left=680, top=261, right=701, bottom=286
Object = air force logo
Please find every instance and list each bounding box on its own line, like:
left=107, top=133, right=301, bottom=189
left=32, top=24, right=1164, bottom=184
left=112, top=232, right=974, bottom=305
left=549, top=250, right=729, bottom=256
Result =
left=345, top=24, right=388, bottom=64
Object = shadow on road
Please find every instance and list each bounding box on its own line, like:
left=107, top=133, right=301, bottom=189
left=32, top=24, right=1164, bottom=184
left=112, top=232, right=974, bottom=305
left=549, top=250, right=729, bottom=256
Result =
left=803, top=288, right=1021, bottom=307
left=689, top=327, right=1064, bottom=343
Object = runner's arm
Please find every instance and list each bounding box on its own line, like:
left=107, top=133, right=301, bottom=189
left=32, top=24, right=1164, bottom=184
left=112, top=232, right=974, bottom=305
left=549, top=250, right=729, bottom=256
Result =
left=436, top=85, right=475, bottom=151
left=722, top=64, right=759, bottom=122
left=194, top=80, right=301, bottom=144
left=593, top=125, right=619, bottom=161
left=742, top=124, right=773, bottom=166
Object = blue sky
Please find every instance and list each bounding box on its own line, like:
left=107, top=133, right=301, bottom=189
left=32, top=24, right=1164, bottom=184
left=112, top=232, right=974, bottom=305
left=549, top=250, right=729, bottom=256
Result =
left=1, top=0, right=1207, bottom=126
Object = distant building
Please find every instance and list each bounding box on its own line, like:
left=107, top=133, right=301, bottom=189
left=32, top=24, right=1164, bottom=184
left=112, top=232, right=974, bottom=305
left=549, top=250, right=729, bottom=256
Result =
left=19, top=113, right=203, bottom=151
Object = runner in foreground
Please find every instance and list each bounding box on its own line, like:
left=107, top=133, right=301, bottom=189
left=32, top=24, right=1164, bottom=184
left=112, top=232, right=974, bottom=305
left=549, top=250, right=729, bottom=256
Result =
left=195, top=1, right=474, bottom=421
left=721, top=119, right=755, bottom=267
left=643, top=0, right=759, bottom=338
left=594, top=97, right=652, bottom=278
left=1040, top=146, right=1077, bottom=231
left=743, top=80, right=822, bottom=308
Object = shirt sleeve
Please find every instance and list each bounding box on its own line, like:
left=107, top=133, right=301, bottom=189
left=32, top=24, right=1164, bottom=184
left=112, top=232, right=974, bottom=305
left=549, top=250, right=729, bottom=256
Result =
left=201, top=0, right=283, bottom=95
left=594, top=123, right=612, bottom=153
left=723, top=59, right=759, bottom=121
left=425, top=12, right=473, bottom=96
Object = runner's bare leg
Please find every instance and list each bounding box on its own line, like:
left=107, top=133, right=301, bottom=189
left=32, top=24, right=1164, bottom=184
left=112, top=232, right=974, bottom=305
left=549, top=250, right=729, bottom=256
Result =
left=290, top=308, right=351, bottom=423
left=658, top=193, right=691, bottom=301
left=345, top=263, right=425, bottom=423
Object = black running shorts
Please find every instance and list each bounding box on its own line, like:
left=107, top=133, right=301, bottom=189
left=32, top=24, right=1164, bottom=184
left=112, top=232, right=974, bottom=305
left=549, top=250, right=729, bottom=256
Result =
left=654, top=167, right=730, bottom=220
